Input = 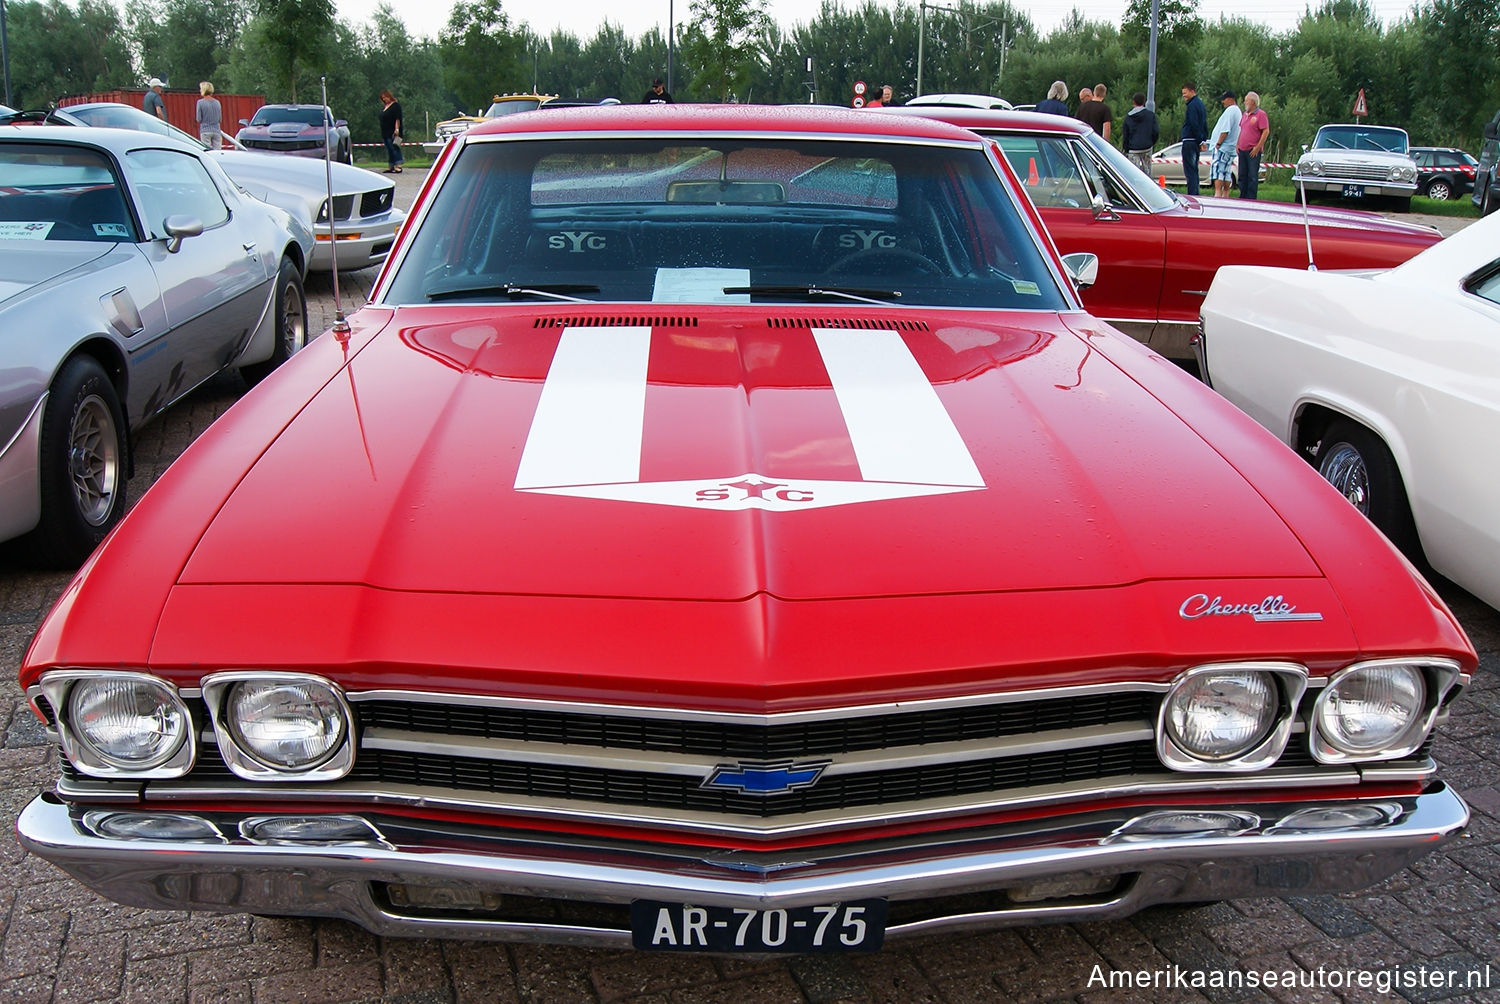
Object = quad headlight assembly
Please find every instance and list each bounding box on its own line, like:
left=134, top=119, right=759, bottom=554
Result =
left=1157, top=663, right=1306, bottom=771
left=201, top=672, right=355, bottom=781
left=38, top=671, right=196, bottom=778
left=1309, top=658, right=1461, bottom=764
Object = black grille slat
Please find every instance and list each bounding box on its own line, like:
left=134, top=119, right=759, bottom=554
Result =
left=766, top=317, right=929, bottom=330
left=533, top=316, right=698, bottom=328
left=341, top=742, right=1164, bottom=818
left=358, top=692, right=1157, bottom=759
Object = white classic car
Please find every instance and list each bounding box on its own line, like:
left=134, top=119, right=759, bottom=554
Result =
left=1294, top=124, right=1419, bottom=210
left=1197, top=212, right=1500, bottom=610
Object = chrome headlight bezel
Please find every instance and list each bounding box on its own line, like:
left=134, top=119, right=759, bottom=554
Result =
left=39, top=670, right=196, bottom=779
left=1156, top=663, right=1306, bottom=772
left=1309, top=658, right=1460, bottom=764
left=201, top=672, right=355, bottom=781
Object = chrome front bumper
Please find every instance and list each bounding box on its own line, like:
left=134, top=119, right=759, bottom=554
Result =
left=309, top=215, right=403, bottom=272
left=17, top=786, right=1468, bottom=947
left=1292, top=177, right=1418, bottom=197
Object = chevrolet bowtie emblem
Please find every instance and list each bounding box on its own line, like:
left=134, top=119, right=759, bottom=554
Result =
left=703, top=761, right=830, bottom=796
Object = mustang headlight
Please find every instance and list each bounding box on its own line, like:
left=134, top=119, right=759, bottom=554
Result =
left=38, top=672, right=196, bottom=778
left=202, top=673, right=355, bottom=780
left=1157, top=664, right=1305, bottom=772
left=1312, top=662, right=1430, bottom=761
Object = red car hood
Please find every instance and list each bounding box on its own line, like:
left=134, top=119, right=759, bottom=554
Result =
left=181, top=307, right=1320, bottom=600
left=1186, top=194, right=1437, bottom=237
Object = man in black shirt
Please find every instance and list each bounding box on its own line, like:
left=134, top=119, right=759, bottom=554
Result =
left=642, top=79, right=674, bottom=104
left=1120, top=91, right=1158, bottom=177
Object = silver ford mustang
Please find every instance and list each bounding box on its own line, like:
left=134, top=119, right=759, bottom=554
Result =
left=0, top=126, right=314, bottom=566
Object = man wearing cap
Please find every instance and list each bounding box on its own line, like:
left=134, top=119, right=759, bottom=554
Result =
left=1210, top=90, right=1242, bottom=198
left=642, top=78, right=673, bottom=104
left=143, top=78, right=167, bottom=121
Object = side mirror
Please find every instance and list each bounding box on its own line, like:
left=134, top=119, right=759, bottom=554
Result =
left=1484, top=118, right=1498, bottom=141
left=162, top=215, right=204, bottom=254
left=1301, top=143, right=1309, bottom=153
left=239, top=118, right=250, bottom=127
left=1061, top=252, right=1099, bottom=290
left=1090, top=194, right=1121, bottom=221
left=334, top=119, right=348, bottom=128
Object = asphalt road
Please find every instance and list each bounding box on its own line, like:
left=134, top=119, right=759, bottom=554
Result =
left=0, top=173, right=1494, bottom=1003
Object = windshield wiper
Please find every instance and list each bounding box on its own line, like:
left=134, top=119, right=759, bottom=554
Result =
left=722, top=284, right=903, bottom=305
left=425, top=282, right=598, bottom=303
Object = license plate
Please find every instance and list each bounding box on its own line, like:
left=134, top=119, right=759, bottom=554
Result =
left=1341, top=184, right=1365, bottom=198
left=630, top=899, right=887, bottom=952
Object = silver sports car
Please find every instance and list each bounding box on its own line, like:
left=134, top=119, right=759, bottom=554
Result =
left=0, top=126, right=313, bottom=565
left=54, top=103, right=405, bottom=271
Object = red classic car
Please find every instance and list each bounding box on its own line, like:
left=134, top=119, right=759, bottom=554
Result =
left=887, top=107, right=1443, bottom=359
left=18, top=105, right=1474, bottom=953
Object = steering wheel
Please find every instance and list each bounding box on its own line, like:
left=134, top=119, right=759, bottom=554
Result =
left=828, top=246, right=943, bottom=277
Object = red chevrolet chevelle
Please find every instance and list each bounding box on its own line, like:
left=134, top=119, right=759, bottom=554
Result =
left=18, top=106, right=1474, bottom=953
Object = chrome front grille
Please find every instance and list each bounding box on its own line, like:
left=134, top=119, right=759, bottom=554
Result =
left=1329, top=163, right=1398, bottom=182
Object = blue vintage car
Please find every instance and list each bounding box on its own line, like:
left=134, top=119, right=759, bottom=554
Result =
left=0, top=126, right=314, bottom=565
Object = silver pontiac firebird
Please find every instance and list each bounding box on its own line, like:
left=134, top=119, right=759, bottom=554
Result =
left=0, top=126, right=314, bottom=566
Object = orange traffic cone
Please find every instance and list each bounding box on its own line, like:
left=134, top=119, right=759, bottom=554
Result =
left=1158, top=173, right=1166, bottom=188
left=1027, top=157, right=1039, bottom=186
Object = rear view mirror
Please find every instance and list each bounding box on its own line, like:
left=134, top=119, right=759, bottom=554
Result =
left=1484, top=117, right=1498, bottom=141
left=666, top=180, right=786, bottom=204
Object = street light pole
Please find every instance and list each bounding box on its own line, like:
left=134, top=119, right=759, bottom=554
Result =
left=0, top=0, right=13, bottom=109
left=667, top=0, right=674, bottom=95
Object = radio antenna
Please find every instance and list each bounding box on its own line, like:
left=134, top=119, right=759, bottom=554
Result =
left=1298, top=175, right=1317, bottom=272
left=321, top=76, right=350, bottom=335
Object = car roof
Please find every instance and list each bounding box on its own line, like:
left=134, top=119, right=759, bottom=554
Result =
left=464, top=103, right=989, bottom=144
left=874, top=105, right=1090, bottom=136
left=0, top=123, right=203, bottom=156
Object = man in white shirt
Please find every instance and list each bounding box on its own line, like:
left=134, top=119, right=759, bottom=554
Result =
left=1210, top=90, right=1243, bottom=198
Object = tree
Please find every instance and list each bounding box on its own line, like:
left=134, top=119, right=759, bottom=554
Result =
left=127, top=0, right=250, bottom=90
left=251, top=0, right=337, bottom=101
left=3, top=0, right=135, bottom=107
left=680, top=0, right=769, bottom=101
left=439, top=0, right=528, bottom=113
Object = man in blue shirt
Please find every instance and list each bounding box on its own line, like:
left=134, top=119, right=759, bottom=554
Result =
left=1179, top=82, right=1208, bottom=197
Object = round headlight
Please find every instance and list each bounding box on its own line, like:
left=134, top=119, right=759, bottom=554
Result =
left=1307, top=161, right=1324, bottom=175
left=68, top=677, right=189, bottom=770
left=1165, top=671, right=1278, bottom=760
left=1317, top=664, right=1425, bottom=753
left=227, top=681, right=347, bottom=770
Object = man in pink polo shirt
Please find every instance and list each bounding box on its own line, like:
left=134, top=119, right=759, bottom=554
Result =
left=1237, top=92, right=1270, bottom=200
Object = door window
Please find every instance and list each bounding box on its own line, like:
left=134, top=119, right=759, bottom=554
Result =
left=125, top=149, right=230, bottom=238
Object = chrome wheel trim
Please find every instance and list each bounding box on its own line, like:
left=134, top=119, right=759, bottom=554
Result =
left=1427, top=180, right=1451, bottom=201
left=68, top=393, right=120, bottom=526
left=280, top=278, right=307, bottom=357
left=1319, top=442, right=1370, bottom=515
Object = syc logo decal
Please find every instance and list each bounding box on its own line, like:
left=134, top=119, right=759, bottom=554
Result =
left=548, top=231, right=606, bottom=253
left=835, top=229, right=897, bottom=250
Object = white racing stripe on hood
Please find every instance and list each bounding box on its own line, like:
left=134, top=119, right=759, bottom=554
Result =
left=813, top=327, right=984, bottom=487
left=514, top=326, right=652, bottom=489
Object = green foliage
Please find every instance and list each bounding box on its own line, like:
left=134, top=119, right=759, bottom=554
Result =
left=127, top=0, right=249, bottom=90
left=3, top=0, right=135, bottom=107
left=439, top=0, right=528, bottom=113
left=681, top=0, right=769, bottom=101
left=250, top=0, right=337, bottom=102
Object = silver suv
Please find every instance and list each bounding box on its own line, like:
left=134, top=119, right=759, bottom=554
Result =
left=1294, top=123, right=1419, bottom=210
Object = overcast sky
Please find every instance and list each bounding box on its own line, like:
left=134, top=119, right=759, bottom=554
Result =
left=337, top=0, right=1421, bottom=45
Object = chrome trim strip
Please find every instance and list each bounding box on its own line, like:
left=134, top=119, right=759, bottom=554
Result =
left=129, top=767, right=1365, bottom=839
left=17, top=785, right=1469, bottom=945
left=344, top=679, right=1170, bottom=726
left=358, top=721, right=1156, bottom=779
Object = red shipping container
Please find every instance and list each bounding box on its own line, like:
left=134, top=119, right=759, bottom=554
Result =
left=60, top=90, right=266, bottom=147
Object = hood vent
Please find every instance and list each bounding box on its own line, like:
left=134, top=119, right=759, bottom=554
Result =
left=534, top=316, right=698, bottom=328
left=767, top=317, right=929, bottom=331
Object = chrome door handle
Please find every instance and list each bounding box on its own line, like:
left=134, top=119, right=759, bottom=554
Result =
left=242, top=242, right=257, bottom=254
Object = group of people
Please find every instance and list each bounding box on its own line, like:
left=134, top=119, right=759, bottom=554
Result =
left=141, top=76, right=224, bottom=150
left=1180, top=84, right=1269, bottom=199
left=1034, top=77, right=1270, bottom=200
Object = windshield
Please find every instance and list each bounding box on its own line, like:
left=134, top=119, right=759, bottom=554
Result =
left=485, top=99, right=544, bottom=116
left=65, top=104, right=209, bottom=150
left=1312, top=126, right=1409, bottom=154
left=0, top=143, right=136, bottom=242
left=250, top=107, right=333, bottom=127
left=384, top=136, right=1068, bottom=310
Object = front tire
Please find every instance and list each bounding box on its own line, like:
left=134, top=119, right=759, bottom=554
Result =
left=1423, top=178, right=1452, bottom=201
left=17, top=356, right=127, bottom=567
left=241, top=257, right=308, bottom=387
left=1315, top=419, right=1420, bottom=560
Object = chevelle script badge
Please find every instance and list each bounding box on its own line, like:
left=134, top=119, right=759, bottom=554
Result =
left=1179, top=594, right=1324, bottom=622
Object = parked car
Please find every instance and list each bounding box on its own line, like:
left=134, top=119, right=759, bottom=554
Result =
left=16, top=102, right=405, bottom=271
left=0, top=127, right=311, bottom=565
left=888, top=107, right=1440, bottom=359
left=1293, top=123, right=1419, bottom=210
left=1473, top=109, right=1500, bottom=215
left=421, top=93, right=556, bottom=154
left=1197, top=211, right=1500, bottom=610
left=16, top=105, right=1474, bottom=950
left=236, top=104, right=351, bottom=162
left=1150, top=140, right=1267, bottom=189
left=905, top=92, right=1014, bottom=110
left=1409, top=146, right=1479, bottom=201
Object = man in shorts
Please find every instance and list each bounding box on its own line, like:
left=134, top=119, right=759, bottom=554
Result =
left=1210, top=90, right=1242, bottom=197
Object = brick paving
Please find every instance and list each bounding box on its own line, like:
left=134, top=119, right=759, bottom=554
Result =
left=0, top=180, right=1494, bottom=1002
